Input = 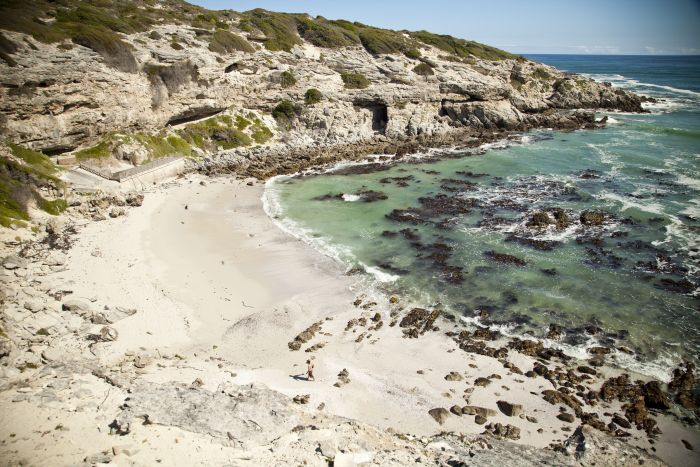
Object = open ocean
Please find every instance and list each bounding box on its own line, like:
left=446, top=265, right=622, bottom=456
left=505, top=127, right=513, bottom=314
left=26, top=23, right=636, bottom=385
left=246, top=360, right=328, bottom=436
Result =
left=264, top=55, right=700, bottom=380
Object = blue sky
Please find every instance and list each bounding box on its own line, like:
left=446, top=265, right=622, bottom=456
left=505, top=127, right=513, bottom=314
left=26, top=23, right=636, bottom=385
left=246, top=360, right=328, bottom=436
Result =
left=189, top=0, right=700, bottom=55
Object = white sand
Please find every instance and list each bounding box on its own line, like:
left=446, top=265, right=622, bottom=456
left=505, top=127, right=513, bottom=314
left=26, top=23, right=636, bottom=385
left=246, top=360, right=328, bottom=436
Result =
left=2, top=174, right=698, bottom=465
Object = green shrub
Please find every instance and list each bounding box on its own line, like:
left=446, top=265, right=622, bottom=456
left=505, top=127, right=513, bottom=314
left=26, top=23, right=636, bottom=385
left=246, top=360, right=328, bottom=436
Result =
left=272, top=100, right=300, bottom=128
left=413, top=62, right=434, bottom=76
left=8, top=142, right=57, bottom=179
left=280, top=70, right=297, bottom=88
left=533, top=67, right=552, bottom=81
left=149, top=30, right=162, bottom=40
left=1, top=142, right=63, bottom=226
left=177, top=115, right=252, bottom=151
left=36, top=197, right=68, bottom=215
left=304, top=88, right=323, bottom=105
left=404, top=47, right=421, bottom=59
left=144, top=60, right=199, bottom=94
left=340, top=72, right=370, bottom=89
left=235, top=115, right=251, bottom=130
left=294, top=15, right=359, bottom=48
left=170, top=41, right=183, bottom=50
left=251, top=121, right=273, bottom=144
left=209, top=29, right=254, bottom=54
left=409, top=30, right=518, bottom=61
left=239, top=9, right=301, bottom=52
left=71, top=25, right=137, bottom=73
left=218, top=129, right=251, bottom=149
left=357, top=27, right=406, bottom=55
left=272, top=100, right=297, bottom=121
left=75, top=140, right=111, bottom=160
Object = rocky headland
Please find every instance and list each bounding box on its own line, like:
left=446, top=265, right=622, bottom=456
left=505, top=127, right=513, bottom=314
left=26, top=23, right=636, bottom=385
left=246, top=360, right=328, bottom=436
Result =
left=0, top=1, right=697, bottom=466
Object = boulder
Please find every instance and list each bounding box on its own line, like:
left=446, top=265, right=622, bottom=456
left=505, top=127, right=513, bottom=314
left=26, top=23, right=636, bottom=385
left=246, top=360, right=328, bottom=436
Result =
left=0, top=337, right=13, bottom=358
left=497, top=400, right=523, bottom=417
left=100, top=326, right=119, bottom=342
left=62, top=299, right=92, bottom=314
left=580, top=210, right=606, bottom=226
left=643, top=381, right=670, bottom=410
left=428, top=407, right=449, bottom=425
left=2, top=255, right=26, bottom=270
left=24, top=300, right=44, bottom=313
left=557, top=412, right=575, bottom=423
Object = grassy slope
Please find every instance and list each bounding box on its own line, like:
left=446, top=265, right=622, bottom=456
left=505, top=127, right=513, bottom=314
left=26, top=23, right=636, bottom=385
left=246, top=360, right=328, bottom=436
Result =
left=0, top=143, right=66, bottom=227
left=0, top=1, right=518, bottom=62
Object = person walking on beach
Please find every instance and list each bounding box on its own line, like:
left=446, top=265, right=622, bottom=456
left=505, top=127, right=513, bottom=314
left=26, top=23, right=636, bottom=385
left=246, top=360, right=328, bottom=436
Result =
left=306, top=358, right=315, bottom=381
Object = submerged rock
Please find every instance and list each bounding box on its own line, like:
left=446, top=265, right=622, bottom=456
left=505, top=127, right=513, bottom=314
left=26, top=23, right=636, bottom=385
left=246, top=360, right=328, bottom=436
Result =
left=580, top=210, right=607, bottom=226
left=484, top=251, right=527, bottom=266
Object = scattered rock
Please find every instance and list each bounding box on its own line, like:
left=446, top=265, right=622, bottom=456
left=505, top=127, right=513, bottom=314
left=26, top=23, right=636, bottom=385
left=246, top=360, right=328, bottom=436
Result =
left=580, top=210, right=606, bottom=226
left=484, top=422, right=520, bottom=440
left=474, top=377, right=491, bottom=387
left=445, top=371, right=463, bottom=381
left=428, top=407, right=449, bottom=425
left=99, top=326, right=118, bottom=342
left=497, top=400, right=523, bottom=417
left=293, top=394, right=310, bottom=404
left=557, top=412, right=575, bottom=423
left=2, top=255, right=26, bottom=270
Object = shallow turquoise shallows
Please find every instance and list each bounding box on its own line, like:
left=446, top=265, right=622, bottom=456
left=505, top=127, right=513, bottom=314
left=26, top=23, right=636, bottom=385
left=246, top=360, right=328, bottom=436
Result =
left=266, top=55, right=700, bottom=380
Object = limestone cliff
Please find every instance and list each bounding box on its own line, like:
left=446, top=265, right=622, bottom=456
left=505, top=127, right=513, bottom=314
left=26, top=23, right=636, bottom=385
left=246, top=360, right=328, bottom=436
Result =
left=0, top=0, right=643, bottom=168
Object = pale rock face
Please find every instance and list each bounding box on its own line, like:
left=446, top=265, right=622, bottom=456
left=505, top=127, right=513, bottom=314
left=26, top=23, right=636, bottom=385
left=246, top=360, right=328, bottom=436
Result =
left=0, top=23, right=641, bottom=159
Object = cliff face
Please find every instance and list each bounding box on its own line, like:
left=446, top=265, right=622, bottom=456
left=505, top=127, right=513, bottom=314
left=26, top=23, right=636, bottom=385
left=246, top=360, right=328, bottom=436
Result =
left=0, top=1, right=643, bottom=165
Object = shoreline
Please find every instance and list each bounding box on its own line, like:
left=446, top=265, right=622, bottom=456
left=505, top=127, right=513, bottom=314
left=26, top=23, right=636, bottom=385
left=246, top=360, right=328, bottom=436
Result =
left=1, top=171, right=697, bottom=465
left=259, top=131, right=691, bottom=385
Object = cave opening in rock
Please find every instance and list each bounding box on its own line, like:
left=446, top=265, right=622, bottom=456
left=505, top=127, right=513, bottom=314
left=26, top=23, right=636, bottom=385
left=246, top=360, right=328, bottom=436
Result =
left=370, top=104, right=388, bottom=133
left=166, top=107, right=224, bottom=126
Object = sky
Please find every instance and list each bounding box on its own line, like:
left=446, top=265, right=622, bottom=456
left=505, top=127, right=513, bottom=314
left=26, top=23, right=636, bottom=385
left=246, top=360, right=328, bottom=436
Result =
left=189, top=0, right=700, bottom=55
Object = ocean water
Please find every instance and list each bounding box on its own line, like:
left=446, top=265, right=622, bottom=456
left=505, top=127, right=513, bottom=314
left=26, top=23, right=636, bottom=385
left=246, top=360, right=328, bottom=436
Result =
left=265, top=55, right=700, bottom=380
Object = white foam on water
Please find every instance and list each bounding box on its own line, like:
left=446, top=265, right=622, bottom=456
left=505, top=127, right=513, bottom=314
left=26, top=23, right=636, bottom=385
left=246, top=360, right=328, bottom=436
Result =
left=586, top=142, right=624, bottom=176
left=262, top=175, right=354, bottom=266
left=342, top=193, right=361, bottom=202
left=596, top=191, right=667, bottom=216
left=360, top=263, right=400, bottom=283
left=585, top=73, right=700, bottom=98
left=676, top=174, right=700, bottom=191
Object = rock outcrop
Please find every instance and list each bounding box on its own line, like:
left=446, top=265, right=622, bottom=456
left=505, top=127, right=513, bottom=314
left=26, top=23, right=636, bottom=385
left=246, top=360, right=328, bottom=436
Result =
left=0, top=1, right=642, bottom=171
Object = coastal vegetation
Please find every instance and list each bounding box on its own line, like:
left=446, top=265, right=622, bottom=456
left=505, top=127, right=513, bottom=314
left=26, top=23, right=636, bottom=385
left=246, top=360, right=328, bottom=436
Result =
left=0, top=0, right=519, bottom=73
left=341, top=72, right=370, bottom=89
left=0, top=142, right=65, bottom=227
left=304, top=88, right=323, bottom=105
left=413, top=62, right=435, bottom=76
left=208, top=29, right=254, bottom=54
left=279, top=70, right=297, bottom=88
left=272, top=100, right=300, bottom=127
left=71, top=112, right=274, bottom=164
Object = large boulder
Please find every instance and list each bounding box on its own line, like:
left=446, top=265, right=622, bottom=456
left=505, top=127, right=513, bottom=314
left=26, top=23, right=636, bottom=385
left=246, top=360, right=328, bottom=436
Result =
left=428, top=407, right=450, bottom=425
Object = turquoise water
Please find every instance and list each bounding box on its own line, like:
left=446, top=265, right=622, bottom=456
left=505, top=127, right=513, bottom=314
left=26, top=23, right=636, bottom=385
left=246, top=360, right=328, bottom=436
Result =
left=266, top=55, right=700, bottom=379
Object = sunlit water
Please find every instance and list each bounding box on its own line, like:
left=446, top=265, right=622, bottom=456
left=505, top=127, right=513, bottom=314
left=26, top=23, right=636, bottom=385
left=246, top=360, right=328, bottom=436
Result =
left=265, top=55, right=700, bottom=380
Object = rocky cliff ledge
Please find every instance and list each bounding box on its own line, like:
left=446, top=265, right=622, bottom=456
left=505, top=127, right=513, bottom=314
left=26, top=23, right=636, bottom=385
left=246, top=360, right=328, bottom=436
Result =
left=0, top=0, right=643, bottom=175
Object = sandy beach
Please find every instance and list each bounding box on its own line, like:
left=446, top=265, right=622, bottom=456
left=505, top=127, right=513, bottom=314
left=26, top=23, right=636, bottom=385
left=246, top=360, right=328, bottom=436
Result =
left=1, top=173, right=696, bottom=465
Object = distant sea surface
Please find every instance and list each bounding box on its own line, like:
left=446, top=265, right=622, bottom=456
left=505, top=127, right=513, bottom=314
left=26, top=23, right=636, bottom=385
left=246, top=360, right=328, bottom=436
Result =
left=265, top=55, right=700, bottom=380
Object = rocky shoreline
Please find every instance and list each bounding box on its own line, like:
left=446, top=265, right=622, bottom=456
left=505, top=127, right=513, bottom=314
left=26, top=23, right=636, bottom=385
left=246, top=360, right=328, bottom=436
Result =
left=194, top=110, right=603, bottom=178
left=0, top=1, right=697, bottom=465
left=0, top=172, right=698, bottom=466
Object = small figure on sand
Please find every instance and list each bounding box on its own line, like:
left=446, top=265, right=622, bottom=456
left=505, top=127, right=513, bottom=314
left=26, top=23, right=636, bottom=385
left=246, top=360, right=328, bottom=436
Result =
left=306, top=358, right=315, bottom=381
